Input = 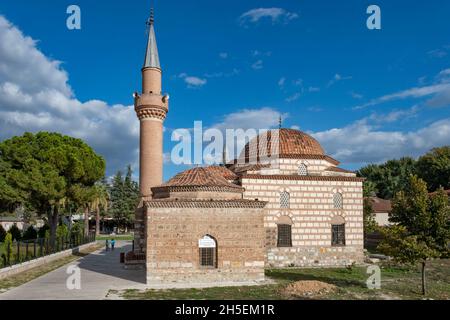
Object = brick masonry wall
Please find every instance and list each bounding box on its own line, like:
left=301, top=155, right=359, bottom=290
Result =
left=242, top=167, right=364, bottom=267
left=145, top=206, right=265, bottom=285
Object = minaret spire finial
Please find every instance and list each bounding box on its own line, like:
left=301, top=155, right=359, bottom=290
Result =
left=150, top=7, right=154, bottom=24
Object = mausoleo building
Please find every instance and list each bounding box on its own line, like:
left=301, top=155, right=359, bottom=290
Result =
left=131, top=8, right=364, bottom=286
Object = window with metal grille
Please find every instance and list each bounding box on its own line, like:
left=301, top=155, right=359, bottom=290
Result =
left=199, top=247, right=216, bottom=267
left=277, top=224, right=292, bottom=247
left=298, top=164, right=308, bottom=176
left=331, top=224, right=345, bottom=246
left=280, top=191, right=290, bottom=209
left=333, top=192, right=343, bottom=209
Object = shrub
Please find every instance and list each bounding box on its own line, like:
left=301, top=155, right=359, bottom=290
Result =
left=4, top=233, right=13, bottom=260
left=9, top=223, right=21, bottom=241
left=37, top=224, right=50, bottom=238
left=22, top=225, right=38, bottom=240
left=0, top=225, right=6, bottom=242
left=56, top=224, right=69, bottom=239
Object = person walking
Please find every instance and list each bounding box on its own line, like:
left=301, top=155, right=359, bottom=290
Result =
left=111, top=238, right=116, bottom=251
left=105, top=239, right=110, bottom=252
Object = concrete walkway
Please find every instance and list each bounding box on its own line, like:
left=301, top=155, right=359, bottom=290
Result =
left=0, top=241, right=146, bottom=300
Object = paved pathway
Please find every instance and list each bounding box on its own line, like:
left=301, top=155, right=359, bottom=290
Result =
left=0, top=241, right=146, bottom=300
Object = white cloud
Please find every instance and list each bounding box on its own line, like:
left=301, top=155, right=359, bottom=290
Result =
left=213, top=107, right=286, bottom=131
left=178, top=73, right=207, bottom=88
left=368, top=106, right=419, bottom=123
left=285, top=92, right=301, bottom=103
left=0, top=15, right=138, bottom=176
left=308, top=86, right=320, bottom=93
left=355, top=82, right=450, bottom=109
left=312, top=118, right=450, bottom=165
left=219, top=52, right=228, bottom=59
left=251, top=60, right=263, bottom=70
left=240, top=8, right=298, bottom=25
left=350, top=91, right=363, bottom=99
left=327, top=73, right=352, bottom=87
left=278, top=77, right=286, bottom=87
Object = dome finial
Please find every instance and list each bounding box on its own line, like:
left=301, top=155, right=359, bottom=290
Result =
left=278, top=115, right=282, bottom=129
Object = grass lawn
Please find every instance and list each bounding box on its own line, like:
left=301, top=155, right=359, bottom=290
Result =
left=96, top=234, right=134, bottom=241
left=119, top=259, right=450, bottom=300
left=0, top=244, right=101, bottom=292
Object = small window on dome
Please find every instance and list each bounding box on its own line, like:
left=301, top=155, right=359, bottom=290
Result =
left=298, top=164, right=308, bottom=176
left=280, top=191, right=290, bottom=209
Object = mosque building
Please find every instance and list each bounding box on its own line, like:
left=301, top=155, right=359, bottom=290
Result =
left=130, top=8, right=364, bottom=286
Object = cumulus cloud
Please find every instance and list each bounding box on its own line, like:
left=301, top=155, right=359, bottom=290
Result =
left=240, top=8, right=298, bottom=25
left=178, top=73, right=207, bottom=88
left=213, top=107, right=286, bottom=131
left=312, top=118, right=450, bottom=166
left=0, top=15, right=138, bottom=176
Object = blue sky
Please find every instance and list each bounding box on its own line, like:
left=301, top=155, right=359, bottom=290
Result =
left=0, top=0, right=449, bottom=181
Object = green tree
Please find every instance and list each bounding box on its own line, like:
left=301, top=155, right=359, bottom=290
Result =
left=0, top=132, right=105, bottom=247
left=37, top=224, right=50, bottom=239
left=3, top=232, right=13, bottom=261
left=357, top=157, right=416, bottom=199
left=9, top=223, right=21, bottom=241
left=91, top=183, right=109, bottom=236
left=378, top=176, right=450, bottom=295
left=22, top=225, right=38, bottom=240
left=0, top=224, right=6, bottom=242
left=56, top=224, right=69, bottom=239
left=109, top=165, right=139, bottom=233
left=416, top=146, right=450, bottom=192
left=363, top=180, right=377, bottom=235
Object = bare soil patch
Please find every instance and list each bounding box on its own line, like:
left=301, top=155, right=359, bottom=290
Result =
left=282, top=280, right=337, bottom=298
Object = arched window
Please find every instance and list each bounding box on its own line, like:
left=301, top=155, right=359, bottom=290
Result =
left=280, top=191, right=290, bottom=209
left=333, top=192, right=343, bottom=209
left=298, top=163, right=308, bottom=176
left=198, top=235, right=217, bottom=268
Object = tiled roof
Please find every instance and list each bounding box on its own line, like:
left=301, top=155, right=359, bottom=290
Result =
left=204, top=166, right=238, bottom=180
left=241, top=128, right=325, bottom=161
left=156, top=167, right=242, bottom=190
left=325, top=166, right=355, bottom=174
left=242, top=174, right=365, bottom=182
left=145, top=199, right=267, bottom=208
left=368, top=197, right=392, bottom=213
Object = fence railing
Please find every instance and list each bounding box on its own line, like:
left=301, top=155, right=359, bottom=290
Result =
left=0, top=232, right=96, bottom=269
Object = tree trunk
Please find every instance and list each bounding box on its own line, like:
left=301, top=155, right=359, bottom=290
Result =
left=96, top=208, right=100, bottom=236
left=48, top=208, right=58, bottom=250
left=421, top=261, right=427, bottom=295
left=84, top=206, right=89, bottom=237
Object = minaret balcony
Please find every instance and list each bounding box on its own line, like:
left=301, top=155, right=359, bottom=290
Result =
left=134, top=93, right=169, bottom=113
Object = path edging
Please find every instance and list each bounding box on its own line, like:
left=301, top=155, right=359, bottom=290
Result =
left=0, top=242, right=97, bottom=280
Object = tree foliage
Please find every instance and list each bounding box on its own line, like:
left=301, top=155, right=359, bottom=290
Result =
left=0, top=132, right=105, bottom=246
left=22, top=225, right=37, bottom=240
left=357, top=157, right=417, bottom=199
left=109, top=165, right=139, bottom=231
left=0, top=224, right=6, bottom=242
left=9, top=223, right=21, bottom=241
left=378, top=176, right=450, bottom=295
left=416, top=146, right=450, bottom=191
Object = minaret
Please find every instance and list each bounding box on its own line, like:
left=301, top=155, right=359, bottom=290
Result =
left=134, top=8, right=168, bottom=252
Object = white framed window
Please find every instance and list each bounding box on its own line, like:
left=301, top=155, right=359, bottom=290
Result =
left=280, top=191, right=290, bottom=209
left=198, top=235, right=217, bottom=268
left=298, top=164, right=308, bottom=176
left=333, top=193, right=343, bottom=209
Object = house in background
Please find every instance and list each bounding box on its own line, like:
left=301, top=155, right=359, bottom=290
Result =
left=369, top=196, right=392, bottom=227
left=0, top=216, right=24, bottom=231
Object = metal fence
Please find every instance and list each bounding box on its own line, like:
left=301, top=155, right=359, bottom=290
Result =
left=0, top=232, right=96, bottom=269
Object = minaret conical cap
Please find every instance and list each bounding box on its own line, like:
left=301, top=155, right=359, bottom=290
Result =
left=143, top=8, right=161, bottom=69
